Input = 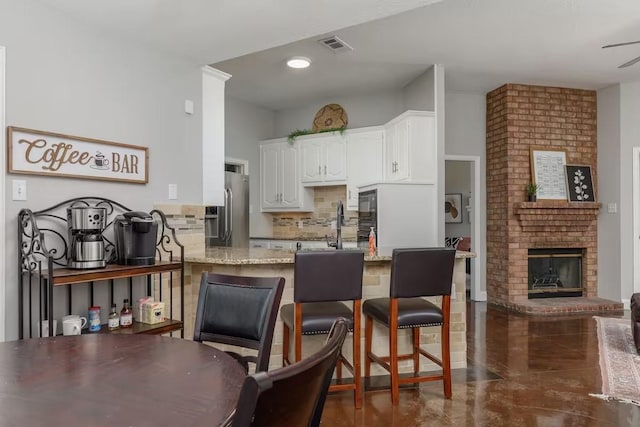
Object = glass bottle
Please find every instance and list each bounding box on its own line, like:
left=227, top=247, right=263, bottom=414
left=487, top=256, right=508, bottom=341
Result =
left=120, top=299, right=133, bottom=328
left=108, top=303, right=120, bottom=331
left=368, top=226, right=377, bottom=256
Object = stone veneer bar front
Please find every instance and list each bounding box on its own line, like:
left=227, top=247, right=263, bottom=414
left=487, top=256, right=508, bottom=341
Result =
left=183, top=247, right=473, bottom=374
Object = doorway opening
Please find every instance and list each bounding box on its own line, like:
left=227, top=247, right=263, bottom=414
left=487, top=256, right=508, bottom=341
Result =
left=445, top=155, right=485, bottom=301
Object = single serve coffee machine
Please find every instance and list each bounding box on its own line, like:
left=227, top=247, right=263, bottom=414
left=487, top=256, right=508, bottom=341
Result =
left=67, top=206, right=107, bottom=269
left=114, top=211, right=158, bottom=266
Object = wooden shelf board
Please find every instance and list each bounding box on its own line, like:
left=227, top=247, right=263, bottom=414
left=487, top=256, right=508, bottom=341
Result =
left=45, top=261, right=182, bottom=286
left=81, top=320, right=183, bottom=336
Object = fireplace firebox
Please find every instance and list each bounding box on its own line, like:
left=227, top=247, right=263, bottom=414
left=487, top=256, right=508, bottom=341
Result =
left=528, top=248, right=583, bottom=299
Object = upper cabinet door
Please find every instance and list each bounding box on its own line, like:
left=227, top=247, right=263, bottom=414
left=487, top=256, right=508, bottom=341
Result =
left=383, top=111, right=435, bottom=183
left=281, top=143, right=300, bottom=206
left=392, top=119, right=410, bottom=181
left=260, top=143, right=281, bottom=209
left=299, top=134, right=347, bottom=185
left=323, top=136, right=347, bottom=182
left=300, top=140, right=323, bottom=183
left=259, top=139, right=315, bottom=212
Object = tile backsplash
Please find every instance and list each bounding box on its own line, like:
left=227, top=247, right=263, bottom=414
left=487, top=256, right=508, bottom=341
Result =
left=271, top=186, right=357, bottom=240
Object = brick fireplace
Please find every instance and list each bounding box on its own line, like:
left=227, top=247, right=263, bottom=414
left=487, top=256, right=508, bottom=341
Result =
left=486, top=84, right=601, bottom=312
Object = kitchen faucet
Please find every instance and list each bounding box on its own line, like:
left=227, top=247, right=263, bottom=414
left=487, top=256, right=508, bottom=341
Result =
left=325, top=200, right=344, bottom=249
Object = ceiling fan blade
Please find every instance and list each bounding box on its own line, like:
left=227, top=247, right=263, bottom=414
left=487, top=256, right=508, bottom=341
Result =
left=619, top=55, right=640, bottom=68
left=603, top=40, right=640, bottom=49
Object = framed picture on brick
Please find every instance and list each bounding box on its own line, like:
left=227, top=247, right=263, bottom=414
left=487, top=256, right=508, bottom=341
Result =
left=565, top=165, right=595, bottom=202
left=530, top=147, right=568, bottom=200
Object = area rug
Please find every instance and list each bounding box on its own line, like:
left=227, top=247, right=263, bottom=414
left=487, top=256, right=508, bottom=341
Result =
left=591, top=316, right=640, bottom=406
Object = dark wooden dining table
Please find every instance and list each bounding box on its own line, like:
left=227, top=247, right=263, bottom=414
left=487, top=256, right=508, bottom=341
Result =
left=0, top=334, right=246, bottom=426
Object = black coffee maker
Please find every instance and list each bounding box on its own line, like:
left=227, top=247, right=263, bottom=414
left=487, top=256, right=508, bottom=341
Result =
left=114, top=211, right=158, bottom=266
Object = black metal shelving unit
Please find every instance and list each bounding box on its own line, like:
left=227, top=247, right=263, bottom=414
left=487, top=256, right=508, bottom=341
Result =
left=18, top=197, right=185, bottom=339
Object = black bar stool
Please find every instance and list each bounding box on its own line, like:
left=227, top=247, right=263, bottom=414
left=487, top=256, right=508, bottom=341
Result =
left=280, top=249, right=365, bottom=408
left=363, top=247, right=455, bottom=404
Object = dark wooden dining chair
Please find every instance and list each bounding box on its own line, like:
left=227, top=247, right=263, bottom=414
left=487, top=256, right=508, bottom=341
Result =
left=228, top=318, right=348, bottom=427
left=193, top=272, right=285, bottom=373
left=280, top=249, right=365, bottom=408
left=363, top=247, right=456, bottom=404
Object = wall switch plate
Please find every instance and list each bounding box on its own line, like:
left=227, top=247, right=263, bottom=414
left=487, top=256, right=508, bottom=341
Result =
left=331, top=220, right=337, bottom=230
left=607, top=202, right=617, bottom=213
left=298, top=220, right=304, bottom=229
left=12, top=179, right=27, bottom=201
left=185, top=100, right=194, bottom=115
left=168, top=184, right=178, bottom=200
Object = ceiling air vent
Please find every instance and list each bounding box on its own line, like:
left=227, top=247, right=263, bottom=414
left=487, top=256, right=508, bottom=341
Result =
left=318, top=36, right=353, bottom=54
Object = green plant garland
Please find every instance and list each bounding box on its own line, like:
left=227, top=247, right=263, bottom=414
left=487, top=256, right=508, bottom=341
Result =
left=287, top=126, right=347, bottom=143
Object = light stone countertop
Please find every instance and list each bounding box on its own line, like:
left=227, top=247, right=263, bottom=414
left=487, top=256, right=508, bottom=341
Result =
left=185, top=247, right=475, bottom=265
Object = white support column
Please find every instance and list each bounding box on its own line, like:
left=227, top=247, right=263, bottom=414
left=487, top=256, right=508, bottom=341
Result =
left=202, top=66, right=231, bottom=206
left=434, top=64, right=446, bottom=244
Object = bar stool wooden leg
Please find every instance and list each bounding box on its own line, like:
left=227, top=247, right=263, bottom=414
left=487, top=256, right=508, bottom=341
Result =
left=295, top=303, right=303, bottom=362
left=390, top=299, right=399, bottom=405
left=442, top=295, right=452, bottom=398
left=364, top=315, right=373, bottom=377
left=353, top=300, right=362, bottom=409
left=282, top=323, right=290, bottom=366
left=412, top=327, right=420, bottom=375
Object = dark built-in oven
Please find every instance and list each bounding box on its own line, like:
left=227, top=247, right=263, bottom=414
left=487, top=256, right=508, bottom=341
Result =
left=357, top=189, right=377, bottom=249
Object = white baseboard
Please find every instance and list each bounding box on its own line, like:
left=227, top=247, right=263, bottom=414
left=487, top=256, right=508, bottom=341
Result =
left=470, top=291, right=487, bottom=302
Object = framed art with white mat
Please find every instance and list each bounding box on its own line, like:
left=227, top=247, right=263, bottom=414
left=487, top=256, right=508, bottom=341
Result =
left=530, top=147, right=567, bottom=200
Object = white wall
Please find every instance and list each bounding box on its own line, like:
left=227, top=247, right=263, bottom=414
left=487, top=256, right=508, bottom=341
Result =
left=225, top=96, right=276, bottom=237
left=444, top=90, right=487, bottom=295
left=445, top=160, right=471, bottom=237
left=274, top=89, right=404, bottom=137
left=1, top=0, right=202, bottom=340
left=597, top=85, right=622, bottom=302
left=617, top=82, right=640, bottom=305
left=402, top=66, right=435, bottom=111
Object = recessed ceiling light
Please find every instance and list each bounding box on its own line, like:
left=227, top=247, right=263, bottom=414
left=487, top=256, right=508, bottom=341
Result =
left=287, top=56, right=311, bottom=69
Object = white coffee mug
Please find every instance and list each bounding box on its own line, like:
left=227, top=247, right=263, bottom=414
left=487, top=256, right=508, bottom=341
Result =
left=62, top=314, right=87, bottom=327
left=38, top=320, right=58, bottom=337
left=62, top=317, right=86, bottom=336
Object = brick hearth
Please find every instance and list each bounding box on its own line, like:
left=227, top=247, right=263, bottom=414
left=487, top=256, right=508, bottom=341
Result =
left=485, top=84, right=615, bottom=313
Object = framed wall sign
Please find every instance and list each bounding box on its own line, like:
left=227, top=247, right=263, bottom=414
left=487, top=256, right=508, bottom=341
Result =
left=7, top=127, right=148, bottom=184
left=530, top=147, right=567, bottom=200
left=565, top=165, right=595, bottom=202
left=445, top=193, right=463, bottom=223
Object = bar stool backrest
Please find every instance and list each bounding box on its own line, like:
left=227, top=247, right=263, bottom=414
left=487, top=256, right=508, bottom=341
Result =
left=390, top=248, right=456, bottom=298
left=294, top=250, right=365, bottom=303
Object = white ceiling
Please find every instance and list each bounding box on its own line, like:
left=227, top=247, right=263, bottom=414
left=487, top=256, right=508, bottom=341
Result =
left=35, top=0, right=640, bottom=110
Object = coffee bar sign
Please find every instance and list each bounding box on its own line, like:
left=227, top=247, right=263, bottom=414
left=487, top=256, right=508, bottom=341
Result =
left=7, top=127, right=148, bottom=184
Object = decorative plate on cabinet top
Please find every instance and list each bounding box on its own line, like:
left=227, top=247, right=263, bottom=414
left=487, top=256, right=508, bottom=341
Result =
left=312, top=103, right=348, bottom=132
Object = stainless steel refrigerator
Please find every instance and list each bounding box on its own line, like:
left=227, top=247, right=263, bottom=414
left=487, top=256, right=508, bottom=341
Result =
left=205, top=171, right=250, bottom=247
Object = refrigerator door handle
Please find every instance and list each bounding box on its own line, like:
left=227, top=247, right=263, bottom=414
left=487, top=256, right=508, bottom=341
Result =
left=226, top=188, right=233, bottom=242
left=222, top=188, right=230, bottom=241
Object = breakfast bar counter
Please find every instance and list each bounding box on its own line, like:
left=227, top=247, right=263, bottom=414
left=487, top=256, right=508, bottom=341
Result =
left=183, top=247, right=474, bottom=374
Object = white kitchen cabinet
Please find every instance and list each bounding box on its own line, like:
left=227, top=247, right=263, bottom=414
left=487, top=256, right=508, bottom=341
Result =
left=384, top=111, right=436, bottom=183
left=260, top=140, right=314, bottom=212
left=300, top=134, right=347, bottom=185
left=345, top=127, right=384, bottom=211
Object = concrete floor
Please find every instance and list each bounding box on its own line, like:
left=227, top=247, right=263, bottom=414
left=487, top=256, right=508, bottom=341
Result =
left=320, top=301, right=640, bottom=426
